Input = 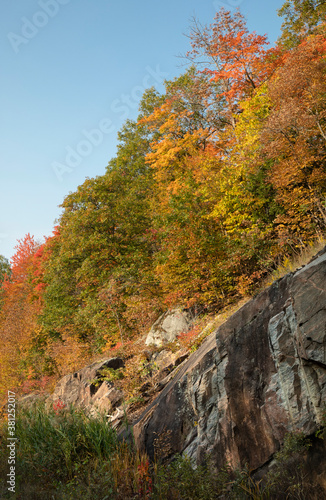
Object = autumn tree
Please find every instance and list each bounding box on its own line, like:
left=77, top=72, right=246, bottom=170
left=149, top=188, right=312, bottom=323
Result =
left=257, top=30, right=326, bottom=248
left=278, top=0, right=326, bottom=48
left=0, top=235, right=45, bottom=398
left=206, top=26, right=326, bottom=273
left=186, top=9, right=279, bottom=128
left=140, top=70, right=233, bottom=306
left=140, top=8, right=285, bottom=300
left=201, top=83, right=283, bottom=293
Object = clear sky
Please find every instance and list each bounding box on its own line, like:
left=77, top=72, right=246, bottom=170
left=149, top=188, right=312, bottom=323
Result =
left=1, top=0, right=285, bottom=260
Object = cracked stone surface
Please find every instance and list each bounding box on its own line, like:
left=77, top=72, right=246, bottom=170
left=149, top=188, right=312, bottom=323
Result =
left=49, top=358, right=124, bottom=414
left=133, top=248, right=326, bottom=471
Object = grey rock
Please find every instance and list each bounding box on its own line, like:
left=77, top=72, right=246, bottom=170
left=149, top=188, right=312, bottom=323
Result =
left=145, top=309, right=194, bottom=346
left=133, top=248, right=326, bottom=471
left=50, top=357, right=124, bottom=414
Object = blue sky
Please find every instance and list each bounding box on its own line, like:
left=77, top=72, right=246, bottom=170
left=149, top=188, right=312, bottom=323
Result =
left=1, top=0, right=285, bottom=260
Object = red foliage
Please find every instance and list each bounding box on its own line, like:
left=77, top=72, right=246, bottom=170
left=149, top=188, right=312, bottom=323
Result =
left=53, top=399, right=66, bottom=415
left=137, top=459, right=153, bottom=498
left=8, top=233, right=38, bottom=285
left=19, top=376, right=54, bottom=395
left=187, top=9, right=280, bottom=108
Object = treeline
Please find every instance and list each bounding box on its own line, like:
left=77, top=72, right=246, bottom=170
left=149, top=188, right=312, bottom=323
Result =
left=1, top=1, right=326, bottom=395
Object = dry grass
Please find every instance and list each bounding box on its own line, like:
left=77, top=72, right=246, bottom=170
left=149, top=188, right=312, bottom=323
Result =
left=263, top=236, right=326, bottom=287
left=177, top=296, right=252, bottom=353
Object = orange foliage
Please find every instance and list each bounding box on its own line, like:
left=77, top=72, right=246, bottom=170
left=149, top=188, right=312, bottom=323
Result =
left=187, top=9, right=281, bottom=114
left=0, top=235, right=41, bottom=398
left=261, top=30, right=326, bottom=242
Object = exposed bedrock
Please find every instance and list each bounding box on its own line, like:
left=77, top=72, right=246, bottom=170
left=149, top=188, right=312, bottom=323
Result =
left=48, top=357, right=124, bottom=415
left=133, top=249, right=326, bottom=471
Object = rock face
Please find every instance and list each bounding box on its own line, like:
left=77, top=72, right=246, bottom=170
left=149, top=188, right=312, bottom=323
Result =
left=133, top=249, right=326, bottom=471
left=145, top=308, right=194, bottom=346
left=50, top=358, right=124, bottom=415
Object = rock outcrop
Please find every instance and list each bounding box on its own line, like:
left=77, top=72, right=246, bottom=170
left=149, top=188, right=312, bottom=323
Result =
left=133, top=249, right=326, bottom=471
left=145, top=308, right=194, bottom=346
left=49, top=358, right=124, bottom=415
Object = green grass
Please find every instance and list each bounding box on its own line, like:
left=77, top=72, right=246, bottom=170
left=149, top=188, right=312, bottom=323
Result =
left=1, top=401, right=118, bottom=499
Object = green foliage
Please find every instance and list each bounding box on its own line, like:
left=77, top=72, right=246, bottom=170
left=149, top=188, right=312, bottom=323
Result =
left=126, top=394, right=146, bottom=407
left=90, top=367, right=125, bottom=387
left=40, top=90, right=164, bottom=350
left=275, top=431, right=311, bottom=461
left=315, top=405, right=326, bottom=440
left=260, top=432, right=313, bottom=499
left=278, top=0, right=326, bottom=47
left=0, top=401, right=123, bottom=499
left=0, top=255, right=10, bottom=284
left=153, top=454, right=223, bottom=499
left=0, top=255, right=10, bottom=308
